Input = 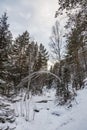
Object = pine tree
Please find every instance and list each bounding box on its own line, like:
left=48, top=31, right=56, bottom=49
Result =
left=65, top=10, right=87, bottom=89
left=11, top=31, right=30, bottom=87
left=0, top=12, right=12, bottom=95
left=55, top=0, right=87, bottom=17
left=55, top=0, right=87, bottom=90
left=29, top=43, right=49, bottom=94
left=39, top=43, right=49, bottom=70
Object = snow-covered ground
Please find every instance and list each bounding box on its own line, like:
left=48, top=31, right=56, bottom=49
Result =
left=1, top=80, right=87, bottom=130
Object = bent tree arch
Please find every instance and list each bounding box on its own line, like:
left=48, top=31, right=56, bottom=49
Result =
left=16, top=71, right=61, bottom=121
left=16, top=70, right=61, bottom=90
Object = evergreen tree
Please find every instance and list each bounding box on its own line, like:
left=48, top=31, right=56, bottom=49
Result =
left=11, top=31, right=30, bottom=87
left=55, top=0, right=87, bottom=17
left=0, top=12, right=12, bottom=95
left=65, top=10, right=87, bottom=89
left=39, top=43, right=49, bottom=70
left=55, top=0, right=87, bottom=90
left=33, top=43, right=49, bottom=71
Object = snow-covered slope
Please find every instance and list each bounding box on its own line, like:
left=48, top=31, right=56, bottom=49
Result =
left=57, top=87, right=87, bottom=130
left=0, top=96, right=16, bottom=130
left=1, top=80, right=87, bottom=130
left=13, top=83, right=87, bottom=130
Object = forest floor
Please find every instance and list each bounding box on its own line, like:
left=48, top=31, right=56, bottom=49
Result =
left=0, top=78, right=87, bottom=130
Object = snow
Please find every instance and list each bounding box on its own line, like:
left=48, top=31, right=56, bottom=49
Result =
left=57, top=88, right=87, bottom=130
left=0, top=96, right=16, bottom=130
left=0, top=79, right=6, bottom=84
left=1, top=81, right=87, bottom=130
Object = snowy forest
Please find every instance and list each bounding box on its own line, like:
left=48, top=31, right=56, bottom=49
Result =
left=0, top=0, right=87, bottom=130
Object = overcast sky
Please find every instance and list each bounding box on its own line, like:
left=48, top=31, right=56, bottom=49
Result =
left=0, top=0, right=58, bottom=48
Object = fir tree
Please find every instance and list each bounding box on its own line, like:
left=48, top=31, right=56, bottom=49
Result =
left=0, top=12, right=12, bottom=95
left=39, top=43, right=49, bottom=70
left=11, top=31, right=30, bottom=87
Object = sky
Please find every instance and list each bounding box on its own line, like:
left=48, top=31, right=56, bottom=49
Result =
left=0, top=0, right=58, bottom=48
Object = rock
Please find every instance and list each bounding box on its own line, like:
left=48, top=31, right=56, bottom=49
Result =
left=36, top=100, right=48, bottom=103
left=0, top=97, right=16, bottom=130
left=0, top=117, right=6, bottom=123
left=67, top=104, right=72, bottom=108
left=0, top=125, right=9, bottom=130
left=52, top=112, right=60, bottom=116
left=6, top=116, right=15, bottom=123
left=34, top=109, right=40, bottom=112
